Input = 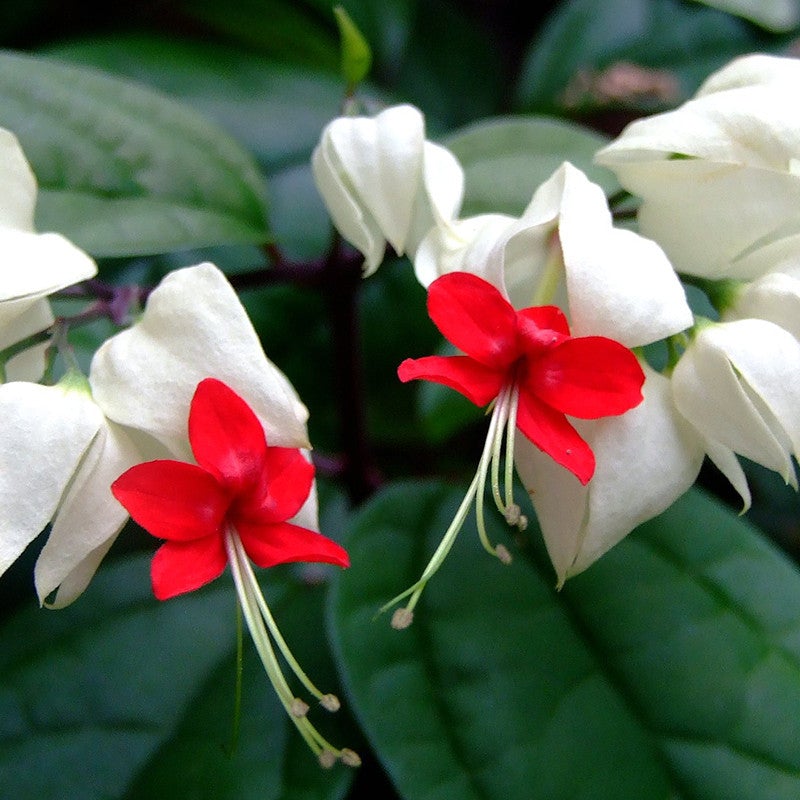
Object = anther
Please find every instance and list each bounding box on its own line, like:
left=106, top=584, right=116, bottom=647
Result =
left=320, top=693, right=340, bottom=712
left=319, top=750, right=337, bottom=769
left=495, top=544, right=512, bottom=565
left=391, top=607, right=414, bottom=630
left=341, top=748, right=362, bottom=767
left=290, top=698, right=310, bottom=718
left=504, top=504, right=522, bottom=526
left=517, top=514, right=528, bottom=532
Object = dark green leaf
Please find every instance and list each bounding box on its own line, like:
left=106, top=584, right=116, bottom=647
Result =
left=445, top=115, right=618, bottom=221
left=515, top=0, right=790, bottom=114
left=0, top=554, right=353, bottom=800
left=331, top=481, right=800, bottom=799
left=180, top=0, right=340, bottom=72
left=0, top=50, right=268, bottom=257
left=47, top=35, right=351, bottom=259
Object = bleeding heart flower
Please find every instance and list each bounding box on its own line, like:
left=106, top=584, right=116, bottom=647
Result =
left=112, top=377, right=358, bottom=769
left=387, top=272, right=645, bottom=627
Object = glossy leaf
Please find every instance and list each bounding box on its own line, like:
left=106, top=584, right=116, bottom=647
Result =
left=0, top=554, right=353, bottom=800
left=47, top=35, right=349, bottom=259
left=0, top=50, right=268, bottom=257
left=445, top=116, right=619, bottom=217
left=515, top=0, right=786, bottom=114
left=331, top=481, right=800, bottom=800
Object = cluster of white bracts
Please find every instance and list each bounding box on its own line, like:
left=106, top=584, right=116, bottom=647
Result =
left=312, top=54, right=800, bottom=584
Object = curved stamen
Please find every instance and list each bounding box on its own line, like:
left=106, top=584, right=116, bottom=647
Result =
left=224, top=528, right=358, bottom=767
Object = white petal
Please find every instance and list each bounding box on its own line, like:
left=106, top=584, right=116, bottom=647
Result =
left=413, top=213, right=516, bottom=288
left=90, top=263, right=310, bottom=459
left=0, top=230, right=97, bottom=312
left=515, top=364, right=703, bottom=584
left=34, top=422, right=142, bottom=607
left=728, top=271, right=800, bottom=340
left=0, top=127, right=37, bottom=231
left=326, top=105, right=424, bottom=257
left=556, top=164, right=692, bottom=345
left=1, top=298, right=53, bottom=382
left=672, top=320, right=800, bottom=485
left=697, top=54, right=800, bottom=95
left=0, top=381, right=103, bottom=577
left=405, top=141, right=465, bottom=257
left=311, top=140, right=384, bottom=273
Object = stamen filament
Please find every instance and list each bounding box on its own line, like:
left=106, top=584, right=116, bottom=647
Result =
left=379, top=470, right=480, bottom=618
left=224, top=529, right=353, bottom=766
left=238, top=550, right=336, bottom=707
left=504, top=386, right=519, bottom=510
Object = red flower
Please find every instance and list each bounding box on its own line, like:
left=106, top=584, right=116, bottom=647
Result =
left=112, top=377, right=349, bottom=600
left=398, top=272, right=645, bottom=484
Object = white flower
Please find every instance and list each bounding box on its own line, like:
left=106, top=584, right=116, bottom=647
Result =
left=0, top=263, right=316, bottom=607
left=672, top=318, right=800, bottom=509
left=0, top=127, right=96, bottom=378
left=0, top=372, right=141, bottom=608
left=726, top=270, right=800, bottom=340
left=312, top=104, right=464, bottom=275
left=596, top=54, right=800, bottom=281
left=414, top=162, right=699, bottom=582
left=515, top=363, right=704, bottom=584
left=90, top=262, right=318, bottom=531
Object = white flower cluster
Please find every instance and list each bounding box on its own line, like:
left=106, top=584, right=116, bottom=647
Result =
left=312, top=54, right=800, bottom=583
left=0, top=131, right=315, bottom=607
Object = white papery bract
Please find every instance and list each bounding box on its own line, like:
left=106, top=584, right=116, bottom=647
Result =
left=312, top=104, right=464, bottom=275
left=0, top=372, right=140, bottom=607
left=414, top=161, right=698, bottom=582
left=0, top=128, right=96, bottom=378
left=596, top=54, right=800, bottom=281
left=515, top=363, right=704, bottom=585
left=90, top=262, right=319, bottom=532
left=672, top=319, right=800, bottom=510
left=727, top=270, right=800, bottom=341
left=0, top=263, right=317, bottom=607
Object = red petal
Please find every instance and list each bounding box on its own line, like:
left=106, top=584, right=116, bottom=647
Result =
left=525, top=337, right=645, bottom=419
left=517, top=305, right=571, bottom=337
left=427, top=273, right=518, bottom=367
left=151, top=536, right=228, bottom=599
left=112, top=460, right=227, bottom=540
left=189, top=378, right=268, bottom=491
left=237, top=521, right=350, bottom=569
left=516, top=391, right=595, bottom=484
left=234, top=447, right=315, bottom=524
left=398, top=355, right=504, bottom=407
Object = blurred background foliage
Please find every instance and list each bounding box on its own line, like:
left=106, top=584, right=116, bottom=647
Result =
left=2, top=1, right=800, bottom=798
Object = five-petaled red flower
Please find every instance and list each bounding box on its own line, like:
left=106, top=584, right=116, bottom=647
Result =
left=112, top=378, right=348, bottom=600
left=398, top=272, right=645, bottom=484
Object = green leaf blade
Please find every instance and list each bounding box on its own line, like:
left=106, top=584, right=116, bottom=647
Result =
left=331, top=482, right=800, bottom=799
left=0, top=50, right=269, bottom=256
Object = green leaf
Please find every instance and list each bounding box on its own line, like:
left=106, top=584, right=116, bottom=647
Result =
left=0, top=554, right=354, bottom=800
left=0, top=49, right=268, bottom=257
left=445, top=116, right=619, bottom=217
left=179, top=0, right=340, bottom=72
left=514, top=0, right=789, bottom=114
left=47, top=35, right=351, bottom=259
left=333, top=5, right=373, bottom=88
left=331, top=482, right=800, bottom=799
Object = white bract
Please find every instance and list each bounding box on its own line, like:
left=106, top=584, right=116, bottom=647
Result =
left=416, top=162, right=699, bottom=582
left=0, top=372, right=140, bottom=608
left=312, top=104, right=464, bottom=275
left=727, top=270, right=800, bottom=340
left=0, top=263, right=317, bottom=607
left=596, top=54, right=800, bottom=281
left=672, top=318, right=800, bottom=510
left=0, top=127, right=96, bottom=379
left=90, top=262, right=318, bottom=532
